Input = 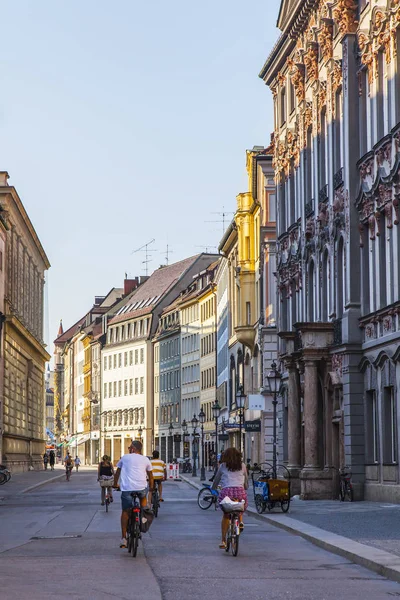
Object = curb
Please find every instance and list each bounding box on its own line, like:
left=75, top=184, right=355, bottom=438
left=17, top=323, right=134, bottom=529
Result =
left=180, top=475, right=400, bottom=585
left=20, top=473, right=66, bottom=494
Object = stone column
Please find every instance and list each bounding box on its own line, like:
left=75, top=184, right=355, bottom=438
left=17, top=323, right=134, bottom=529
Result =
left=286, top=359, right=301, bottom=493
left=303, top=357, right=319, bottom=470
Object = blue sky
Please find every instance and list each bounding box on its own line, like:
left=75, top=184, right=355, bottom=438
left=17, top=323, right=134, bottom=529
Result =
left=0, top=0, right=281, bottom=349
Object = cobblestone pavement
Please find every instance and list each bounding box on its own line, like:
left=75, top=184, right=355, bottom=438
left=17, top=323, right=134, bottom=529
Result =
left=2, top=469, right=400, bottom=599
left=183, top=472, right=400, bottom=558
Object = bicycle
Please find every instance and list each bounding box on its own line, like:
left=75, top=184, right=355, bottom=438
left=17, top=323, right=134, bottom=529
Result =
left=197, top=484, right=219, bottom=510
left=222, top=507, right=242, bottom=557
left=126, top=492, right=143, bottom=557
left=339, top=466, right=354, bottom=502
left=66, top=466, right=72, bottom=481
left=0, top=465, right=11, bottom=485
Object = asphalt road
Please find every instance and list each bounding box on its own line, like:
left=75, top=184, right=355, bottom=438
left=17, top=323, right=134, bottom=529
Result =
left=1, top=469, right=400, bottom=600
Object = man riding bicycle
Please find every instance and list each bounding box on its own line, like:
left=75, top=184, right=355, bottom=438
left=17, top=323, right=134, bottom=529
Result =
left=150, top=450, right=167, bottom=502
left=113, top=440, right=154, bottom=549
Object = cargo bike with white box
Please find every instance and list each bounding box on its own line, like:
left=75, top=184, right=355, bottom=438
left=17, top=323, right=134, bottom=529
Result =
left=252, top=462, right=291, bottom=514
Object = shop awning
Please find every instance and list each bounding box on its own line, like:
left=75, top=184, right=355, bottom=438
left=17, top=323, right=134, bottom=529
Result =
left=75, top=433, right=91, bottom=446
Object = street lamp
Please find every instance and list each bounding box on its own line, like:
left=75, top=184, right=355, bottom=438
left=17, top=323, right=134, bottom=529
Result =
left=266, top=360, right=281, bottom=478
left=198, top=408, right=206, bottom=481
left=138, top=425, right=143, bottom=445
left=236, top=385, right=246, bottom=458
left=168, top=422, right=174, bottom=463
left=191, top=414, right=199, bottom=477
left=212, top=400, right=221, bottom=465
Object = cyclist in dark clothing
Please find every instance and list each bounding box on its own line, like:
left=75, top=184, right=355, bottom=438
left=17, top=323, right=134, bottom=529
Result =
left=98, top=455, right=114, bottom=505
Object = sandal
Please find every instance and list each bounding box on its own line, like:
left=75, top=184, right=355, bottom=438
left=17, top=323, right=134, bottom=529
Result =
left=219, top=541, right=227, bottom=549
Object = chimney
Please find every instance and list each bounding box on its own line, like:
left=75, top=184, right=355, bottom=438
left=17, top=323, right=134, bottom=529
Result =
left=124, top=277, right=139, bottom=296
left=0, top=172, right=10, bottom=187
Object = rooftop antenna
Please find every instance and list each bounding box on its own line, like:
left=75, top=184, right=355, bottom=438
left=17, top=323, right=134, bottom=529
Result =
left=195, top=245, right=218, bottom=254
left=205, top=206, right=234, bottom=234
left=131, top=239, right=157, bottom=276
left=165, top=244, right=173, bottom=266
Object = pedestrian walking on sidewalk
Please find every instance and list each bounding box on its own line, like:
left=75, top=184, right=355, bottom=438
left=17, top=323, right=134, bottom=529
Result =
left=49, top=451, right=55, bottom=471
left=74, top=456, right=81, bottom=472
left=43, top=453, right=49, bottom=470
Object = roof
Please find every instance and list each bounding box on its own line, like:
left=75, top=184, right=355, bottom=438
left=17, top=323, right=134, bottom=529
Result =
left=54, top=316, right=86, bottom=345
left=109, top=255, right=203, bottom=325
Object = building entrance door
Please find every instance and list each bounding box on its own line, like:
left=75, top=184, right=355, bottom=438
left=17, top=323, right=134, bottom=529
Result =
left=113, top=437, right=121, bottom=464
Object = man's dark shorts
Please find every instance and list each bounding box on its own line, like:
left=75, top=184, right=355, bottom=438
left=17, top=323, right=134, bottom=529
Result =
left=121, top=489, right=147, bottom=510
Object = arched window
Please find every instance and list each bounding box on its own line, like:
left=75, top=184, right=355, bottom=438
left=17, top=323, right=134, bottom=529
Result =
left=308, top=261, right=315, bottom=321
left=321, top=250, right=329, bottom=321
left=337, top=238, right=344, bottom=318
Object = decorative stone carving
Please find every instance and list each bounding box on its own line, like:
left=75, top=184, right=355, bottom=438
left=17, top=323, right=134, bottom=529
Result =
left=332, top=60, right=342, bottom=92
left=318, top=19, right=334, bottom=62
left=304, top=42, right=319, bottom=81
left=305, top=216, right=315, bottom=240
left=277, top=71, right=286, bottom=87
left=333, top=0, right=358, bottom=35
left=365, top=323, right=375, bottom=339
left=288, top=58, right=305, bottom=102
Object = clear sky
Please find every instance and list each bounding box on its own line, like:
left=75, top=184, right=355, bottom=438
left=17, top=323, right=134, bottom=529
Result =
left=0, top=0, right=281, bottom=350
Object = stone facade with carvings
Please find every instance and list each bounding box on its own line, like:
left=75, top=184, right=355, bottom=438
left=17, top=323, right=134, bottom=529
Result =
left=0, top=172, right=50, bottom=471
left=260, top=0, right=400, bottom=501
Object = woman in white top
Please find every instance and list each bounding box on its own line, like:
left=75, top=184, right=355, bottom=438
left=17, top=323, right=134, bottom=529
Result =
left=212, top=447, right=248, bottom=549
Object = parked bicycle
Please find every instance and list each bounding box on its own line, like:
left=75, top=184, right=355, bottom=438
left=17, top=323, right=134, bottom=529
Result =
left=197, top=484, right=218, bottom=510
left=0, top=465, right=11, bottom=485
left=339, top=466, right=353, bottom=502
left=181, top=458, right=192, bottom=474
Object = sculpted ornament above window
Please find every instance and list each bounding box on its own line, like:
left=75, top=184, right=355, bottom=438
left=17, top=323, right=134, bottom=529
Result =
left=332, top=0, right=358, bottom=36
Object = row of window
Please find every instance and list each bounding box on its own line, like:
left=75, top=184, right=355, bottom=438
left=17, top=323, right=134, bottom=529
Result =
left=201, top=367, right=216, bottom=391
left=159, top=338, right=180, bottom=362
left=102, top=407, right=144, bottom=428
left=155, top=370, right=181, bottom=393
left=158, top=403, right=180, bottom=425
left=104, top=349, right=144, bottom=370
left=182, top=363, right=200, bottom=385
left=103, top=377, right=145, bottom=399
left=182, top=333, right=199, bottom=355
left=201, top=297, right=214, bottom=322
left=201, top=333, right=215, bottom=357
left=108, top=319, right=150, bottom=344
left=181, top=304, right=199, bottom=325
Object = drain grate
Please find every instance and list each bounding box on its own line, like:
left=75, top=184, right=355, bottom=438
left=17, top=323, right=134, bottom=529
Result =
left=30, top=535, right=82, bottom=540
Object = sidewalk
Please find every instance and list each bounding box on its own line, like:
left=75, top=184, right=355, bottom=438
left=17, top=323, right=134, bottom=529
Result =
left=181, top=473, right=400, bottom=584
left=0, top=465, right=94, bottom=499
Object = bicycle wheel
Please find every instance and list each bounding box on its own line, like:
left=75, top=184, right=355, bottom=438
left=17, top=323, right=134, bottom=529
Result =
left=153, top=491, right=159, bottom=518
left=132, top=519, right=139, bottom=557
left=0, top=473, right=7, bottom=485
left=339, top=480, right=345, bottom=501
left=198, top=488, right=215, bottom=510
left=105, top=497, right=109, bottom=513
left=281, top=499, right=290, bottom=513
left=346, top=483, right=354, bottom=502
left=127, top=515, right=132, bottom=553
left=231, top=520, right=239, bottom=557
left=255, top=495, right=265, bottom=514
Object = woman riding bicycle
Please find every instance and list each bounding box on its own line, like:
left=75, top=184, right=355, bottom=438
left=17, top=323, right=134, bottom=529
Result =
left=211, top=447, right=248, bottom=549
left=98, top=455, right=114, bottom=505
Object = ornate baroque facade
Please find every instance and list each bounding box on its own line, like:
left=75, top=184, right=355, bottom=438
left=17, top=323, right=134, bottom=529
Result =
left=260, top=0, right=400, bottom=500
left=0, top=172, right=50, bottom=470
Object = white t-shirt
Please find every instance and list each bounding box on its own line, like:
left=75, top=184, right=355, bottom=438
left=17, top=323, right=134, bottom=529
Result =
left=117, top=453, right=153, bottom=492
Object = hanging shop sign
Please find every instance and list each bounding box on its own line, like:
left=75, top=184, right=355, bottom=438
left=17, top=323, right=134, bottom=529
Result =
left=244, top=419, right=261, bottom=432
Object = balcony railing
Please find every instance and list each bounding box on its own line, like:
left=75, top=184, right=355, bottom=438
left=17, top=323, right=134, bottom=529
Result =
left=319, top=184, right=328, bottom=203
left=305, top=200, right=314, bottom=218
left=333, top=318, right=342, bottom=345
left=334, top=168, right=343, bottom=190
